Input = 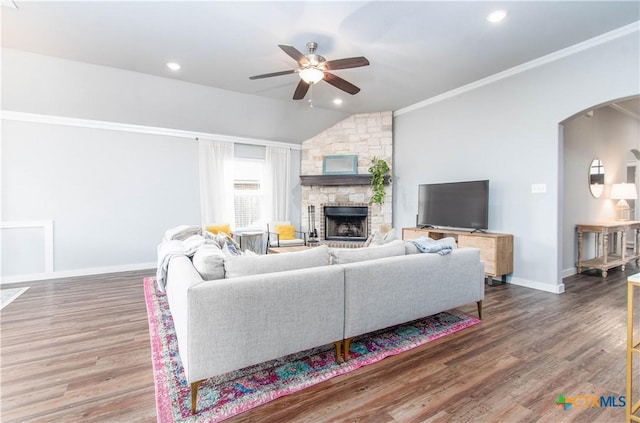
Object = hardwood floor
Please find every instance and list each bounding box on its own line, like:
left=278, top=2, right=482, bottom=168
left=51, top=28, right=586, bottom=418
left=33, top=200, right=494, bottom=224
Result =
left=1, top=271, right=156, bottom=423
left=1, top=265, right=638, bottom=422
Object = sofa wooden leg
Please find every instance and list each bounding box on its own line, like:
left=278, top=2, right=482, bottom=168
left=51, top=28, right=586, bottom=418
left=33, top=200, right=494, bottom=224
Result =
left=191, top=380, right=204, bottom=414
left=477, top=300, right=483, bottom=320
left=332, top=340, right=342, bottom=364
left=343, top=337, right=352, bottom=362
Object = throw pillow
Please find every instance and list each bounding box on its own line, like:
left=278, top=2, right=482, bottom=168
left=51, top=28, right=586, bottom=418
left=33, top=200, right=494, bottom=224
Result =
left=329, top=240, right=406, bottom=264
left=192, top=244, right=225, bottom=280
left=224, top=244, right=330, bottom=278
left=222, top=239, right=241, bottom=257
left=206, top=224, right=231, bottom=236
left=275, top=224, right=296, bottom=240
left=213, top=232, right=241, bottom=251
left=367, top=227, right=397, bottom=247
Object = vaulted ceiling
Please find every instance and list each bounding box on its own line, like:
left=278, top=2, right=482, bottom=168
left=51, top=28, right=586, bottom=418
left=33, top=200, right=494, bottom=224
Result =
left=2, top=1, right=639, bottom=140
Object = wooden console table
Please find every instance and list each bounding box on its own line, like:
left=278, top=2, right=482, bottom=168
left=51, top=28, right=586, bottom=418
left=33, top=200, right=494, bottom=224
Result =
left=576, top=221, right=640, bottom=278
left=402, top=227, right=513, bottom=285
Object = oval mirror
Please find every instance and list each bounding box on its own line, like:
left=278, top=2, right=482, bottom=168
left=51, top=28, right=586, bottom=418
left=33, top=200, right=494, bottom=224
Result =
left=589, top=158, right=605, bottom=198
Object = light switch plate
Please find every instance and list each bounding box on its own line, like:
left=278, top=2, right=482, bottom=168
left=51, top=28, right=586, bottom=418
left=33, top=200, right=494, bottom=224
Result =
left=531, top=183, right=547, bottom=194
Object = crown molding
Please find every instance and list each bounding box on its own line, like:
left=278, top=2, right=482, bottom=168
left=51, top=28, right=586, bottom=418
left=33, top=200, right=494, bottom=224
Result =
left=395, top=21, right=640, bottom=117
left=0, top=110, right=302, bottom=150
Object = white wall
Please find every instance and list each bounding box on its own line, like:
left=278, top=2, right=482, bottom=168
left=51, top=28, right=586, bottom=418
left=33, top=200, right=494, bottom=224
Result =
left=562, top=104, right=640, bottom=274
left=1, top=120, right=200, bottom=279
left=1, top=49, right=306, bottom=281
left=1, top=48, right=348, bottom=144
left=393, top=30, right=640, bottom=293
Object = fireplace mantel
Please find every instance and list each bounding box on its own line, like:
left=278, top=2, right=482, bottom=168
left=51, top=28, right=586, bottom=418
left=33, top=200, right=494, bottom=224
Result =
left=300, top=174, right=390, bottom=186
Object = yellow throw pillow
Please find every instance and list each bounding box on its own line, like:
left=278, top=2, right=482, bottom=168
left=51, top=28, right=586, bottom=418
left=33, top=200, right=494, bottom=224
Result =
left=275, top=224, right=295, bottom=240
left=206, top=224, right=231, bottom=236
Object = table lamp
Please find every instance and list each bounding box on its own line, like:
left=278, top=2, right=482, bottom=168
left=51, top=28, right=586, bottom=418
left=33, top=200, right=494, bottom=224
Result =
left=611, top=182, right=638, bottom=221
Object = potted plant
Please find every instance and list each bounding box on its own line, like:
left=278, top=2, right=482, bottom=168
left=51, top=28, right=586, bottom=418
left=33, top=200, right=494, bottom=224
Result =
left=368, top=156, right=391, bottom=205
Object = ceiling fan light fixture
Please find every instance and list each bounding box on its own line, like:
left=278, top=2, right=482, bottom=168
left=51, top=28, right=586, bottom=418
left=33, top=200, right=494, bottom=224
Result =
left=299, top=67, right=324, bottom=84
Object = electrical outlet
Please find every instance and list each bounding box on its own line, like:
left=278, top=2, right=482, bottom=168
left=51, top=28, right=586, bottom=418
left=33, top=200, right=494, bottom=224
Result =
left=531, top=184, right=547, bottom=194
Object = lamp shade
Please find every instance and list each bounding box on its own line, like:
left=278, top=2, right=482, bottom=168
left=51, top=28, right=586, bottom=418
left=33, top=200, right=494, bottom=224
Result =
left=299, top=67, right=324, bottom=84
left=611, top=183, right=638, bottom=200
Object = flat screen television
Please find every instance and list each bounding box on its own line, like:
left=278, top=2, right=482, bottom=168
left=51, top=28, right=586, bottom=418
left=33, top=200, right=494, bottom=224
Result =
left=417, top=180, right=489, bottom=231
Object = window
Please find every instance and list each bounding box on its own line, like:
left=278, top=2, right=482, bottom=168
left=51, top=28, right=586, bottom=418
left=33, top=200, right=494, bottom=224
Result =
left=233, top=159, right=263, bottom=229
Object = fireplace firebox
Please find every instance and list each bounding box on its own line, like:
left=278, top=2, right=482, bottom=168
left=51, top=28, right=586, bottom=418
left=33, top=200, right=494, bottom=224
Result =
left=324, top=206, right=368, bottom=241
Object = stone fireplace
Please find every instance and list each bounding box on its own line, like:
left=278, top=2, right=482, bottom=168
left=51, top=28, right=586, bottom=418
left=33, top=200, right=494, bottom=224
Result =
left=300, top=111, right=393, bottom=246
left=322, top=204, right=370, bottom=242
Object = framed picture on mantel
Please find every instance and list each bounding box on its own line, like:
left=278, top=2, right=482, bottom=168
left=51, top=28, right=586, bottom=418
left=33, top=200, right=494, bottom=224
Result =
left=322, top=155, right=358, bottom=175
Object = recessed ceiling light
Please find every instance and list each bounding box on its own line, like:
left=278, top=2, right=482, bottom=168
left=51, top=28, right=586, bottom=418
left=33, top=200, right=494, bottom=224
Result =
left=487, top=10, right=507, bottom=23
left=333, top=98, right=343, bottom=105
left=166, top=62, right=181, bottom=71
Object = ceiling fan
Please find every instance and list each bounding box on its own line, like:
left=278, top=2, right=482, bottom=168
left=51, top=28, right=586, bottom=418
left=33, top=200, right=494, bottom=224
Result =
left=249, top=42, right=369, bottom=100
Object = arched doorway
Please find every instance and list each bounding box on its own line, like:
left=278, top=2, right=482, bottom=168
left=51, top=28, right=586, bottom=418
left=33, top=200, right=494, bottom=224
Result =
left=561, top=95, right=640, bottom=278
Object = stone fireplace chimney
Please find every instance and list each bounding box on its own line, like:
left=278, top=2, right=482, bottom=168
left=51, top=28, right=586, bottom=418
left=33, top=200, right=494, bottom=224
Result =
left=300, top=111, right=393, bottom=246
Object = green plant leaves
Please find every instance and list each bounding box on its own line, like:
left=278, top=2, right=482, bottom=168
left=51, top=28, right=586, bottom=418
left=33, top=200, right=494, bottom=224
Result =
left=368, top=156, right=391, bottom=205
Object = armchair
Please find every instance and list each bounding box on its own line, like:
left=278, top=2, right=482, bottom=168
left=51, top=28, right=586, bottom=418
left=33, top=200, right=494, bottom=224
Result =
left=266, top=222, right=307, bottom=253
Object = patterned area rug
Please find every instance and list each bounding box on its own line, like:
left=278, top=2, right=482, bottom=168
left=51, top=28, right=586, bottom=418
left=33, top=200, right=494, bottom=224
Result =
left=0, top=286, right=29, bottom=310
left=143, top=277, right=480, bottom=423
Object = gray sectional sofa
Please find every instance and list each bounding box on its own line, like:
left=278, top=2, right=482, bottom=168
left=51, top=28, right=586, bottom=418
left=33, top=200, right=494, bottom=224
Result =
left=163, top=240, right=485, bottom=413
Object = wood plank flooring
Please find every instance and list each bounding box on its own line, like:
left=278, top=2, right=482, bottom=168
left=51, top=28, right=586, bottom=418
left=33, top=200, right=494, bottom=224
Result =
left=1, top=265, right=638, bottom=422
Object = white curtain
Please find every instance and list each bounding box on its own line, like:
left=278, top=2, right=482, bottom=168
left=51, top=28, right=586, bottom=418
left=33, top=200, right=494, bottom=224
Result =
left=263, top=146, right=290, bottom=223
left=198, top=139, right=235, bottom=229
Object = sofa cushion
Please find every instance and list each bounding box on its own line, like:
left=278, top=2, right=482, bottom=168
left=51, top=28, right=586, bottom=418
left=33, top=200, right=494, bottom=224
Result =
left=330, top=240, right=406, bottom=264
left=192, top=243, right=225, bottom=280
left=224, top=244, right=330, bottom=278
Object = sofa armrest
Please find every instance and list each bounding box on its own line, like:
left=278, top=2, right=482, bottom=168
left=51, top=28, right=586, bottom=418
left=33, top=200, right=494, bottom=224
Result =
left=164, top=255, right=204, bottom=377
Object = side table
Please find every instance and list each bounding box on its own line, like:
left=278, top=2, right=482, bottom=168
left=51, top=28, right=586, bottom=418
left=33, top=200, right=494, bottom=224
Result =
left=576, top=221, right=640, bottom=278
left=627, top=273, right=640, bottom=422
left=232, top=231, right=265, bottom=254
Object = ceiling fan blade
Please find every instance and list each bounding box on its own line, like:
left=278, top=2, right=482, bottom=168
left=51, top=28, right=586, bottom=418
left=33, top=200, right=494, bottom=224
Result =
left=249, top=69, right=296, bottom=80
left=324, top=72, right=360, bottom=95
left=324, top=57, right=370, bottom=71
left=278, top=44, right=309, bottom=65
left=293, top=80, right=310, bottom=100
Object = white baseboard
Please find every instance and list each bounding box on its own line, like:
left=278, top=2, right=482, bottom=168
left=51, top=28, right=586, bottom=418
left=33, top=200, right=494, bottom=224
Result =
left=562, top=267, right=578, bottom=278
left=508, top=276, right=565, bottom=294
left=0, top=262, right=156, bottom=285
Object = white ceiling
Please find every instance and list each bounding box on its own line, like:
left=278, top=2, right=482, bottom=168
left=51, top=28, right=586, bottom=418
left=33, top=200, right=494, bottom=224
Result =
left=2, top=1, right=639, bottom=123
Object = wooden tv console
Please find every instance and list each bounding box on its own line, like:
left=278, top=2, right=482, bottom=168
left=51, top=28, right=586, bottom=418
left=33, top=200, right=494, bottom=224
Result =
left=402, top=227, right=513, bottom=285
